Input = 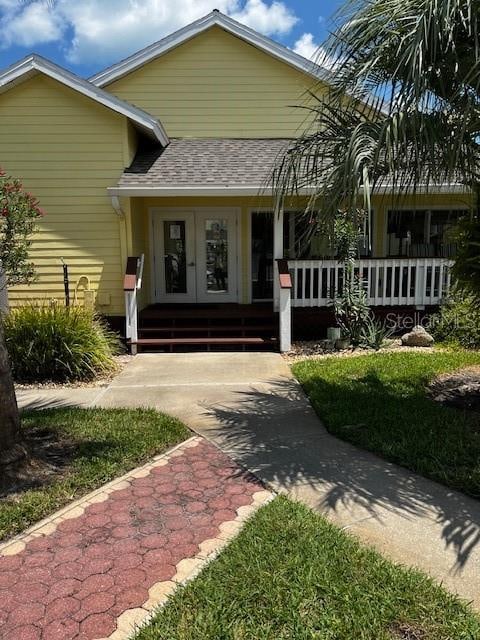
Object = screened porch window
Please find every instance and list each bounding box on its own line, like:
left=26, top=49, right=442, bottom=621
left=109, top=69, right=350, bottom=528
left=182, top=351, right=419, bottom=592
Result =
left=283, top=211, right=372, bottom=259
left=387, top=209, right=467, bottom=258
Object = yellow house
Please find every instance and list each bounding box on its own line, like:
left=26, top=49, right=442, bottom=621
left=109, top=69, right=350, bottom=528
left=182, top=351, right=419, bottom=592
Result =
left=0, top=10, right=471, bottom=352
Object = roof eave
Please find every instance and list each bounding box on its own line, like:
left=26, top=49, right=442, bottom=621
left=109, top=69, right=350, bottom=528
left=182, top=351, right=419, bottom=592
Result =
left=0, top=54, right=169, bottom=146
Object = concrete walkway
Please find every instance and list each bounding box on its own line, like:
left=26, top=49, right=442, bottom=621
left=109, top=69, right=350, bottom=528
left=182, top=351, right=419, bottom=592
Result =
left=17, top=353, right=480, bottom=607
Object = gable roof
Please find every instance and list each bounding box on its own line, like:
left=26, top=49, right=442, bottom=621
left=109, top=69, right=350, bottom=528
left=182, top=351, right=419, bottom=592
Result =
left=0, top=54, right=169, bottom=146
left=90, top=10, right=332, bottom=88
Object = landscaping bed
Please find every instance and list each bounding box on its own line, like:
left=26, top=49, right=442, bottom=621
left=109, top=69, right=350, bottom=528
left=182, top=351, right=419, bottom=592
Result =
left=293, top=350, right=480, bottom=498
left=0, top=407, right=190, bottom=541
left=135, top=496, right=480, bottom=640
left=284, top=339, right=437, bottom=363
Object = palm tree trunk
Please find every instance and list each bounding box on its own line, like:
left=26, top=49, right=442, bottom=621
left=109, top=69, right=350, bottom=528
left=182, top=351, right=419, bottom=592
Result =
left=0, top=318, right=25, bottom=466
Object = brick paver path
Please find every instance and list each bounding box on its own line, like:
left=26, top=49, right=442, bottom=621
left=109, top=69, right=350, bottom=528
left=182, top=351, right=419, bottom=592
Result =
left=0, top=438, right=267, bottom=640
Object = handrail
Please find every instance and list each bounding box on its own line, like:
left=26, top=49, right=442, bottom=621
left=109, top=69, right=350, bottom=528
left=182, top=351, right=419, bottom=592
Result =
left=124, top=255, right=144, bottom=354
left=287, top=257, right=453, bottom=307
left=137, top=253, right=145, bottom=290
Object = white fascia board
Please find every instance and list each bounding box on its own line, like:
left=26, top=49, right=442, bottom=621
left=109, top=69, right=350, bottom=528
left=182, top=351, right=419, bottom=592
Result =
left=373, top=183, right=469, bottom=195
left=108, top=183, right=468, bottom=198
left=108, top=185, right=276, bottom=197
left=90, top=11, right=331, bottom=87
left=0, top=54, right=169, bottom=146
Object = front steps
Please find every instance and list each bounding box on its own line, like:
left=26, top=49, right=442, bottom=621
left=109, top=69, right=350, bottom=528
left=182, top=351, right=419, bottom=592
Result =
left=130, top=304, right=278, bottom=352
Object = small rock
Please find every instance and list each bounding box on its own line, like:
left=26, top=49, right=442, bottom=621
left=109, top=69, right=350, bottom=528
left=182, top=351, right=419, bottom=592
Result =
left=318, top=339, right=335, bottom=352
left=401, top=325, right=434, bottom=347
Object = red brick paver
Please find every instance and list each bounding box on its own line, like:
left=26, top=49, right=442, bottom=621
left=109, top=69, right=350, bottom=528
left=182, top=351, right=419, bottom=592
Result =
left=0, top=439, right=265, bottom=640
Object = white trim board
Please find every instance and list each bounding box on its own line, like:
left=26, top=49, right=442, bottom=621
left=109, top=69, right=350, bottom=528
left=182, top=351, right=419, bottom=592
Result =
left=108, top=184, right=469, bottom=197
left=0, top=54, right=169, bottom=146
left=90, top=10, right=332, bottom=88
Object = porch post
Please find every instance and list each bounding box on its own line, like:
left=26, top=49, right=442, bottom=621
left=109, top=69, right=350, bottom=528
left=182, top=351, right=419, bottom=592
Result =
left=273, top=207, right=284, bottom=311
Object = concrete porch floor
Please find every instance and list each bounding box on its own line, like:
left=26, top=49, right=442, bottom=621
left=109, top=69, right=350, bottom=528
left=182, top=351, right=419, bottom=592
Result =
left=17, top=352, right=480, bottom=608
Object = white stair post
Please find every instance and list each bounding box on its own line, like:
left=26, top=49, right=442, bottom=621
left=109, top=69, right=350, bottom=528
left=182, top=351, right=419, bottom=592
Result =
left=276, top=259, right=292, bottom=353
left=124, top=256, right=142, bottom=355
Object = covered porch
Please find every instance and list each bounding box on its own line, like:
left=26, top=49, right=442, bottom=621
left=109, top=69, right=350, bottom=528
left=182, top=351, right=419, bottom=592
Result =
left=122, top=205, right=456, bottom=353
left=112, top=138, right=466, bottom=353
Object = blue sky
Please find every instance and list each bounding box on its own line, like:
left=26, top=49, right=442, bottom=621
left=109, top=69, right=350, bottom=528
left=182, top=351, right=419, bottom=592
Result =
left=0, top=1, right=343, bottom=78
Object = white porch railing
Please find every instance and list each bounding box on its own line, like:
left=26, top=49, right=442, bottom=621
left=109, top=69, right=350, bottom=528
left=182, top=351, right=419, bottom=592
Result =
left=288, top=257, right=454, bottom=307
left=124, top=254, right=144, bottom=355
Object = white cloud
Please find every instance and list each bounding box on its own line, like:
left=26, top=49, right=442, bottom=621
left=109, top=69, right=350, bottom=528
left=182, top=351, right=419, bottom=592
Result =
left=231, top=0, right=298, bottom=35
left=0, top=0, right=299, bottom=64
left=293, top=32, right=319, bottom=60
left=293, top=32, right=339, bottom=71
left=1, top=1, right=65, bottom=48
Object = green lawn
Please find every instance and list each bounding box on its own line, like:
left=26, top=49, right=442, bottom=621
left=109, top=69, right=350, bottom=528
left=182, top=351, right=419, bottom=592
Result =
left=293, top=350, right=480, bottom=498
left=0, top=408, right=190, bottom=541
left=136, top=496, right=480, bottom=640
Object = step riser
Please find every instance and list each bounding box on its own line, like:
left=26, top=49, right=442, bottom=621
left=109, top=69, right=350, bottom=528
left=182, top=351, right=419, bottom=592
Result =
left=137, top=344, right=277, bottom=353
left=130, top=336, right=278, bottom=353
left=136, top=304, right=278, bottom=352
left=138, top=331, right=277, bottom=339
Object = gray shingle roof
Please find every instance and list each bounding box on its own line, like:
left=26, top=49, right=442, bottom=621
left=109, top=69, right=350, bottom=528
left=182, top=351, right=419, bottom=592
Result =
left=119, top=138, right=293, bottom=187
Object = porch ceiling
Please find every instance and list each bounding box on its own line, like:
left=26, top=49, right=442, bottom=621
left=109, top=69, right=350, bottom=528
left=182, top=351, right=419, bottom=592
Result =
left=116, top=137, right=293, bottom=189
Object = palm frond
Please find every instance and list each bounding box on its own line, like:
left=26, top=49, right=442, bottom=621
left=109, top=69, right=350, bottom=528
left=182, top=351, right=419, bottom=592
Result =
left=274, top=0, right=480, bottom=223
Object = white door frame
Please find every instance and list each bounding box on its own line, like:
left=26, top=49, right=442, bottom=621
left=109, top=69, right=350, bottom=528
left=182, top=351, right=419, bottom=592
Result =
left=150, top=207, right=241, bottom=304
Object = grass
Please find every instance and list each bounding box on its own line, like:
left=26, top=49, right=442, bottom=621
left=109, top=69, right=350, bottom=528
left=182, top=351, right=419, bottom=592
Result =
left=0, top=408, right=190, bottom=541
left=135, top=496, right=480, bottom=640
left=293, top=350, right=480, bottom=498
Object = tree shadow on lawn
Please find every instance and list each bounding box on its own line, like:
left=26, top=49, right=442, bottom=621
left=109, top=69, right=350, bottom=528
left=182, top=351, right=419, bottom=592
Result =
left=3, top=402, right=128, bottom=499
left=1, top=419, right=118, bottom=501
left=200, top=374, right=480, bottom=573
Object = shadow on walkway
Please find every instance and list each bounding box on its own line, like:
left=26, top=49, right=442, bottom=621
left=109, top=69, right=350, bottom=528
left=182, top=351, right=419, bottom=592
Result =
left=200, top=377, right=480, bottom=574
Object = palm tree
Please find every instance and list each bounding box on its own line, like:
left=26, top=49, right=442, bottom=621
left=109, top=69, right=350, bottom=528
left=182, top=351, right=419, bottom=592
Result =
left=274, top=0, right=480, bottom=289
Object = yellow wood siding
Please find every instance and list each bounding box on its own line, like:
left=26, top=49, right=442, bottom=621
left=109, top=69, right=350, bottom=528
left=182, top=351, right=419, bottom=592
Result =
left=0, top=75, right=130, bottom=314
left=107, top=27, right=321, bottom=138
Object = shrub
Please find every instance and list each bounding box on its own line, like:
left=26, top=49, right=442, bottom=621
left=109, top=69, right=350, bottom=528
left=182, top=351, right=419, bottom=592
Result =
left=359, top=315, right=394, bottom=350
left=333, top=272, right=371, bottom=345
left=452, top=217, right=480, bottom=299
left=430, top=292, right=480, bottom=349
left=3, top=304, right=122, bottom=383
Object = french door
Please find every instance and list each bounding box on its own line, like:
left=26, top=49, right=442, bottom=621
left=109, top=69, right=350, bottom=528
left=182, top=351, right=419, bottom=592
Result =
left=152, top=209, right=238, bottom=303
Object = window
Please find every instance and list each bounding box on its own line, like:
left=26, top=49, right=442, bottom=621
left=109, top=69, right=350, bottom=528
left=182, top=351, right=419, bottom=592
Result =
left=387, top=209, right=467, bottom=258
left=283, top=211, right=372, bottom=259
left=251, top=212, right=274, bottom=300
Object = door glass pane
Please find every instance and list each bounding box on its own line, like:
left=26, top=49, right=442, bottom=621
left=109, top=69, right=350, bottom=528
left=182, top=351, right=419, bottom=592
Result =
left=164, top=221, right=187, bottom=293
left=205, top=219, right=228, bottom=293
